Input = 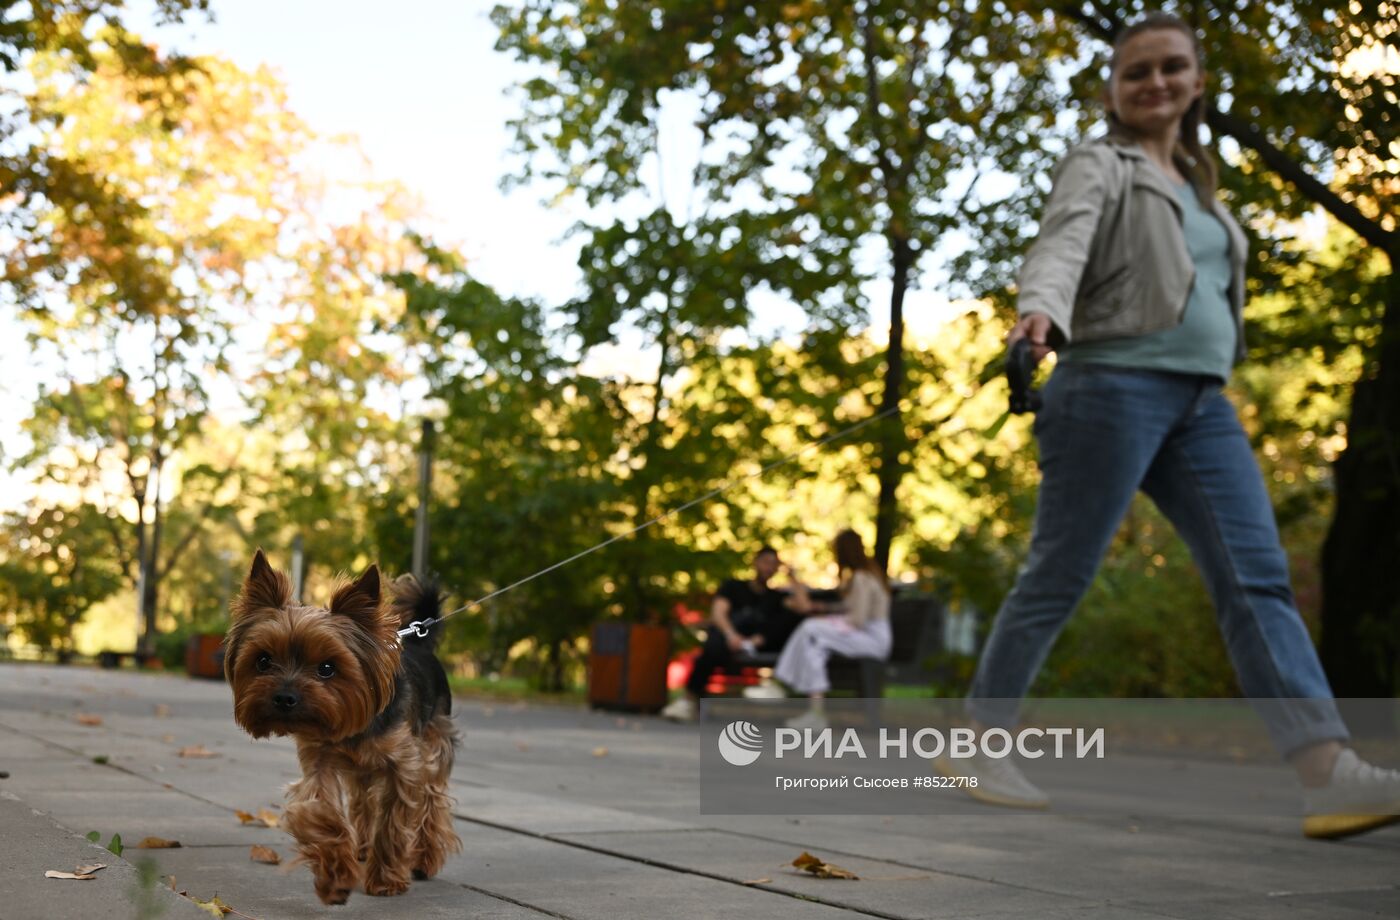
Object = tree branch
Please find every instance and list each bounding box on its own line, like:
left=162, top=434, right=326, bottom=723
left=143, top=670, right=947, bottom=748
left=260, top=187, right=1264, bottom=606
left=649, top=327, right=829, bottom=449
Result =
left=1206, top=107, right=1396, bottom=260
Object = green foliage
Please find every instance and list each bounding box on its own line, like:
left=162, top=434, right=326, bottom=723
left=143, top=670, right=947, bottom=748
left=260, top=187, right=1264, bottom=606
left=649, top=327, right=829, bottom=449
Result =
left=0, top=504, right=125, bottom=655
left=2, top=0, right=1391, bottom=700
left=85, top=829, right=123, bottom=857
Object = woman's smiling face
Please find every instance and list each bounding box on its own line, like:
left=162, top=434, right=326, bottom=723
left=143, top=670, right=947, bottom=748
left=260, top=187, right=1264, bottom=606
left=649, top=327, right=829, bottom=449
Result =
left=1107, top=27, right=1205, bottom=137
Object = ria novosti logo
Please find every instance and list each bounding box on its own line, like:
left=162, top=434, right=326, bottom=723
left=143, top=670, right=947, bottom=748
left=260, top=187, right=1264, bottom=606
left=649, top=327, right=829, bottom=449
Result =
left=716, top=722, right=1105, bottom=766
left=717, top=720, right=764, bottom=766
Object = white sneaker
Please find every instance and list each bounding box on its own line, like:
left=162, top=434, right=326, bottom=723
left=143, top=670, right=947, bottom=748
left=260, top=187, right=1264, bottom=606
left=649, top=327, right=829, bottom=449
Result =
left=660, top=696, right=697, bottom=722
left=742, top=680, right=786, bottom=700
left=935, top=753, right=1050, bottom=810
left=784, top=709, right=829, bottom=732
left=1302, top=748, right=1400, bottom=839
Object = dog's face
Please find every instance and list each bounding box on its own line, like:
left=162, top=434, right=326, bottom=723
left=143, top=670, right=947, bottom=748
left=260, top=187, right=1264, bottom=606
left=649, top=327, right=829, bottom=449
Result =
left=225, top=550, right=400, bottom=742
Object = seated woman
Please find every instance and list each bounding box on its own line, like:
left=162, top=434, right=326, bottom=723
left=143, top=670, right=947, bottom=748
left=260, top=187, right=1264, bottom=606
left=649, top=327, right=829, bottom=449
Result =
left=776, top=529, right=891, bottom=730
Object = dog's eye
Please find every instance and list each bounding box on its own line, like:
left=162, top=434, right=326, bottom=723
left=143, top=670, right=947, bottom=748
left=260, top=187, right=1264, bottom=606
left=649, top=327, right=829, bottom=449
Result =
left=255, top=653, right=272, bottom=673
left=317, top=661, right=336, bottom=679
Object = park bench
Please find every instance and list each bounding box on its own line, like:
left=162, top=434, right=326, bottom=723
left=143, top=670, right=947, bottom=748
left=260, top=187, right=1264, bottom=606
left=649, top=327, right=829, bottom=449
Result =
left=97, top=650, right=161, bottom=669
left=702, top=591, right=943, bottom=716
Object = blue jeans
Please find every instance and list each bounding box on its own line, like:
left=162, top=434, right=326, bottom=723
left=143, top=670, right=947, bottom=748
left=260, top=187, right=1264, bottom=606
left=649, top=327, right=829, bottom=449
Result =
left=968, top=363, right=1348, bottom=756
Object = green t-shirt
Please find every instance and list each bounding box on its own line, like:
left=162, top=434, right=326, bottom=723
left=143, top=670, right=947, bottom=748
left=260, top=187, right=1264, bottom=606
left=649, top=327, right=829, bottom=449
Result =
left=1060, top=181, right=1236, bottom=381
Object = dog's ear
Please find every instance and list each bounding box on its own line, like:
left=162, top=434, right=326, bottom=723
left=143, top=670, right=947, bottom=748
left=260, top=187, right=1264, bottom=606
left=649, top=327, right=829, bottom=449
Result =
left=232, top=549, right=292, bottom=618
left=329, top=564, right=385, bottom=628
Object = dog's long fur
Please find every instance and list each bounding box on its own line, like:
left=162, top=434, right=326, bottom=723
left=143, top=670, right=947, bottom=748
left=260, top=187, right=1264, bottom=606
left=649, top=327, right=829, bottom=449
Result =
left=225, top=551, right=461, bottom=904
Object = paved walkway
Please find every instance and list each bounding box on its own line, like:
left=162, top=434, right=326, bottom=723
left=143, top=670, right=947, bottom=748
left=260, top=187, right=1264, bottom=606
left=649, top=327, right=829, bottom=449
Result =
left=0, top=663, right=1396, bottom=919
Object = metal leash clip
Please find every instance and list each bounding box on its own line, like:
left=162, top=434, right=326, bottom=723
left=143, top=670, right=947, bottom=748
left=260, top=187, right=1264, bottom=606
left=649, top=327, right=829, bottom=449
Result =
left=1007, top=337, right=1043, bottom=414
left=398, top=619, right=434, bottom=639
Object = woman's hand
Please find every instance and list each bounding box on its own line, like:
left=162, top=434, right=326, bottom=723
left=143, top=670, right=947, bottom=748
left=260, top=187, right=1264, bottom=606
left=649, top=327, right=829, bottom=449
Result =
left=1007, top=312, right=1054, bottom=363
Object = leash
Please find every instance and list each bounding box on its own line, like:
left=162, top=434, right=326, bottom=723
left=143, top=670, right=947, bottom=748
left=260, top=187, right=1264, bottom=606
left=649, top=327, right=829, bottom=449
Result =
left=396, top=341, right=1038, bottom=641
left=396, top=403, right=904, bottom=638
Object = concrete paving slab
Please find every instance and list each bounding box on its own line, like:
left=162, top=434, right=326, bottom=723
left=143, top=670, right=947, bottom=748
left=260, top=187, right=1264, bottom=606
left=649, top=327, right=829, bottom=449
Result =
left=143, top=840, right=552, bottom=920
left=450, top=782, right=701, bottom=836
left=3, top=664, right=1398, bottom=920
left=552, top=827, right=1098, bottom=918
left=436, top=819, right=899, bottom=920
left=0, top=790, right=208, bottom=920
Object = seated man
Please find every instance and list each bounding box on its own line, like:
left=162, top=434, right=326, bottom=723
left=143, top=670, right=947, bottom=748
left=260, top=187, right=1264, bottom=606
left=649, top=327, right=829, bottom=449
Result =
left=661, top=546, right=802, bottom=721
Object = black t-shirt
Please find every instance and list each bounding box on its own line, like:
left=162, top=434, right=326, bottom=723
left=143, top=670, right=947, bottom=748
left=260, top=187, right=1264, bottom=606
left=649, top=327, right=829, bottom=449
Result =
left=716, top=579, right=787, bottom=632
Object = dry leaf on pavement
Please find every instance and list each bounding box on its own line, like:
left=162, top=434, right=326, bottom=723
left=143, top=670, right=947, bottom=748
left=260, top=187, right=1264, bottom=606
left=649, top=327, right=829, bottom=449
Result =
left=154, top=704, right=171, bottom=718
left=234, top=809, right=257, bottom=824
left=255, top=807, right=280, bottom=828
left=135, top=836, right=182, bottom=849
left=249, top=845, right=280, bottom=865
left=792, top=851, right=859, bottom=880
left=177, top=745, right=219, bottom=759
left=45, top=863, right=106, bottom=880
left=591, top=746, right=609, bottom=758
left=75, top=713, right=103, bottom=727
left=741, top=877, right=772, bottom=885
left=184, top=893, right=228, bottom=917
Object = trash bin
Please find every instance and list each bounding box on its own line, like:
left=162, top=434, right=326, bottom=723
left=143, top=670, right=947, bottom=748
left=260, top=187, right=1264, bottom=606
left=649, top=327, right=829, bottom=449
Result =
left=587, top=622, right=669, bottom=713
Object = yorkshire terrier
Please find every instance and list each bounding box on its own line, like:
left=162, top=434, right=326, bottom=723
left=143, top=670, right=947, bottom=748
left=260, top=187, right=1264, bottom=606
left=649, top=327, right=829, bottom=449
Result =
left=225, top=549, right=461, bottom=904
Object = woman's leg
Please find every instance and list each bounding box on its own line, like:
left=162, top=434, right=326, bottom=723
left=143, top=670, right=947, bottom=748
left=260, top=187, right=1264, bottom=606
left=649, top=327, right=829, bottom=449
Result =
left=775, top=617, right=838, bottom=695
left=968, top=365, right=1191, bottom=728
left=1140, top=390, right=1349, bottom=756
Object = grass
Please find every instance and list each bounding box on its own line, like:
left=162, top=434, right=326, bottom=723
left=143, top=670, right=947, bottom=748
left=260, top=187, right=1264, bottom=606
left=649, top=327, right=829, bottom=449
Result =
left=447, top=674, right=587, bottom=706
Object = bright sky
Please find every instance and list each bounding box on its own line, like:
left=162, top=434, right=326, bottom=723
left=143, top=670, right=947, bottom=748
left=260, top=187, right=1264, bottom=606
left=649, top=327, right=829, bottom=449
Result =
left=0, top=0, right=966, bottom=511
left=137, top=0, right=584, bottom=305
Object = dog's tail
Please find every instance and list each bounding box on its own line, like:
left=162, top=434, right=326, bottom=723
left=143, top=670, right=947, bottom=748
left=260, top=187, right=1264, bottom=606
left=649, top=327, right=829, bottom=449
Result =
left=390, top=573, right=445, bottom=647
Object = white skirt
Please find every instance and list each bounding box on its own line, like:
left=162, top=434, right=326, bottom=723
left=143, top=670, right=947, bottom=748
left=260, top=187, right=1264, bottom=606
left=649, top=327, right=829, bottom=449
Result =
left=775, top=616, right=892, bottom=695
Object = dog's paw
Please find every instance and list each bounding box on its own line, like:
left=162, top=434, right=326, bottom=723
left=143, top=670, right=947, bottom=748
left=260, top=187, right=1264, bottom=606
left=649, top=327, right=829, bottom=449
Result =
left=364, top=875, right=410, bottom=897
left=314, top=880, right=353, bottom=905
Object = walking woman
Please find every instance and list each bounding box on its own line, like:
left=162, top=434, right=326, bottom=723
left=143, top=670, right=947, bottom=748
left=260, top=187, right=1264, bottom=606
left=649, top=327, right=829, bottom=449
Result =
left=946, top=12, right=1398, bottom=839
left=777, top=529, right=891, bottom=731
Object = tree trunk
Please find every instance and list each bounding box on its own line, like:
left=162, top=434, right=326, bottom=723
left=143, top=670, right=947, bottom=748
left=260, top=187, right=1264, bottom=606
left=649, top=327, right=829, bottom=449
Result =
left=873, top=237, right=913, bottom=576
left=627, top=315, right=673, bottom=621
left=1319, top=267, right=1400, bottom=712
left=138, top=458, right=164, bottom=656
left=541, top=639, right=566, bottom=694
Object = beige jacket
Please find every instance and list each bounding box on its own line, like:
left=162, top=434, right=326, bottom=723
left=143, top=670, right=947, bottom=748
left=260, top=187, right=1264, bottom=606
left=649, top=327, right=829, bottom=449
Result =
left=1017, top=137, right=1248, bottom=362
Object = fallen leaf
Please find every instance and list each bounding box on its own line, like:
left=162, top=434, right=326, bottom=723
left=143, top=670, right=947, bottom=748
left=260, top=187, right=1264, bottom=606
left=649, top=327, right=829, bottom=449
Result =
left=249, top=845, right=280, bottom=865
left=74, top=864, right=106, bottom=875
left=75, top=713, right=103, bottom=727
left=154, top=704, right=171, bottom=718
left=135, top=836, right=182, bottom=849
left=234, top=809, right=257, bottom=825
left=45, top=870, right=97, bottom=880
left=255, top=808, right=280, bottom=828
left=177, top=745, right=219, bottom=759
left=792, top=851, right=859, bottom=880
left=741, top=877, right=772, bottom=885
left=184, top=893, right=228, bottom=917
left=591, top=746, right=609, bottom=758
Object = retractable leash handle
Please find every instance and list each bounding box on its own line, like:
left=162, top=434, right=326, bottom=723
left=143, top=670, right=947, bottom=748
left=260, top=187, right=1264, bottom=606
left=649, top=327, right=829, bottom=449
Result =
left=1007, top=337, right=1043, bottom=414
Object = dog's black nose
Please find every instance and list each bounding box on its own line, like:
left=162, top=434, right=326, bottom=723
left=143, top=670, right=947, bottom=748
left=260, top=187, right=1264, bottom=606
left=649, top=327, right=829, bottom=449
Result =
left=273, top=691, right=300, bottom=711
